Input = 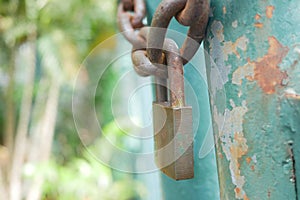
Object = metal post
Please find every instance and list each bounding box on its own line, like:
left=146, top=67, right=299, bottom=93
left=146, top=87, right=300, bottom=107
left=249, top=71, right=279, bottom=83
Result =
left=204, top=1, right=300, bottom=199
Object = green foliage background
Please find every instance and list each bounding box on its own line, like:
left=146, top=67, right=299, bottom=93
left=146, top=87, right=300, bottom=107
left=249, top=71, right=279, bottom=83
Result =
left=0, top=0, right=147, bottom=199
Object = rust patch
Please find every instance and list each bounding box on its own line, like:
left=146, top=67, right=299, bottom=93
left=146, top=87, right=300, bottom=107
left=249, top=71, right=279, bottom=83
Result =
left=246, top=157, right=252, bottom=164
left=232, top=37, right=289, bottom=94
left=255, top=14, right=261, bottom=20
left=230, top=132, right=248, bottom=199
left=235, top=187, right=241, bottom=194
left=254, top=23, right=264, bottom=28
left=266, top=5, right=275, bottom=19
left=235, top=188, right=250, bottom=200
left=219, top=153, right=224, bottom=159
left=251, top=165, right=255, bottom=171
left=253, top=36, right=289, bottom=94
left=223, top=6, right=227, bottom=14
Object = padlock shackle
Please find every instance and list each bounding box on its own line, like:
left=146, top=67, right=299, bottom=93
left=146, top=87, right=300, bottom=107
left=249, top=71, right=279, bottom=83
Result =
left=155, top=77, right=168, bottom=102
left=163, top=39, right=185, bottom=107
left=139, top=27, right=185, bottom=105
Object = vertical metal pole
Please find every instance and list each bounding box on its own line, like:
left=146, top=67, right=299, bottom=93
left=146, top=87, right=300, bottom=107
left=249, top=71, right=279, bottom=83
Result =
left=204, top=1, right=300, bottom=199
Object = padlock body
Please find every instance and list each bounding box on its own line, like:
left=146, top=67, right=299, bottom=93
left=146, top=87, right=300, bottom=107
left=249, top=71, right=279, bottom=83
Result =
left=152, top=102, right=194, bottom=180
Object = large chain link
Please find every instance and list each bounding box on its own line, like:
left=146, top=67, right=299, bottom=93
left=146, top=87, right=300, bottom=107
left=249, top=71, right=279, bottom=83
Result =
left=147, top=0, right=210, bottom=65
left=117, top=0, right=210, bottom=78
left=117, top=0, right=147, bottom=50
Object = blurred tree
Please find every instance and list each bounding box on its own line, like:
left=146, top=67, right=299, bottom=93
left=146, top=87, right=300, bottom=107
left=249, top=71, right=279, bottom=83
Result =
left=0, top=0, right=131, bottom=199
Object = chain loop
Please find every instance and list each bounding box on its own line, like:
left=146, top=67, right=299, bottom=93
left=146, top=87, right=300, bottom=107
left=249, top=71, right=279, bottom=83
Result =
left=117, top=1, right=168, bottom=78
left=131, top=27, right=167, bottom=78
left=117, top=0, right=210, bottom=78
left=147, top=0, right=210, bottom=65
left=117, top=0, right=147, bottom=50
left=122, top=0, right=134, bottom=11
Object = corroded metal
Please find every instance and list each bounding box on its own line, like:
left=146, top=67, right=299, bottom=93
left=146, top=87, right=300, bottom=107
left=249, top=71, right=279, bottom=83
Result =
left=147, top=0, right=210, bottom=65
left=122, top=0, right=133, bottom=11
left=117, top=1, right=146, bottom=50
left=146, top=0, right=220, bottom=199
left=153, top=102, right=193, bottom=180
left=153, top=39, right=193, bottom=180
left=131, top=50, right=168, bottom=78
left=164, top=39, right=185, bottom=107
left=204, top=1, right=300, bottom=199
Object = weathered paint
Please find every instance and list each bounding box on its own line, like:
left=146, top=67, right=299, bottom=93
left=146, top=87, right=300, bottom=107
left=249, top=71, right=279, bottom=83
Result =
left=213, top=100, right=249, bottom=199
left=205, top=0, right=300, bottom=199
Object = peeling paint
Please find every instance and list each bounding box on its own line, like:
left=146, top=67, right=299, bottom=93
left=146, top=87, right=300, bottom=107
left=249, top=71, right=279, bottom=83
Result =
left=223, top=6, right=227, bottom=15
left=208, top=20, right=250, bottom=99
left=255, top=14, right=261, bottom=20
left=251, top=154, right=257, bottom=164
left=232, top=20, right=238, bottom=28
left=214, top=100, right=249, bottom=199
left=223, top=35, right=249, bottom=61
left=232, top=61, right=255, bottom=85
left=266, top=5, right=275, bottom=19
left=208, top=21, right=231, bottom=97
left=254, top=23, right=264, bottom=28
left=285, top=88, right=300, bottom=99
left=246, top=157, right=252, bottom=164
left=232, top=36, right=289, bottom=94
left=205, top=1, right=300, bottom=199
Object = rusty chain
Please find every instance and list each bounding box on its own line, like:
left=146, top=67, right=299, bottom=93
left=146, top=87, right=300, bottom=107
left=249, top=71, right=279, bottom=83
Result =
left=147, top=0, right=210, bottom=65
left=117, top=0, right=210, bottom=87
left=117, top=0, right=147, bottom=50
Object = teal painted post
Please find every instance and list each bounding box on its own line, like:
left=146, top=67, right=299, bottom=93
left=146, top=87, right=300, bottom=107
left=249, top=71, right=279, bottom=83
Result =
left=146, top=1, right=220, bottom=199
left=204, top=0, right=300, bottom=199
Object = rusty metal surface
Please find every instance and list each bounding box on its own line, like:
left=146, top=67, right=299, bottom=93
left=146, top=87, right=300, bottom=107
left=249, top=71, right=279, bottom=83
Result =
left=163, top=39, right=185, bottom=107
left=131, top=50, right=168, bottom=78
left=145, top=0, right=220, bottom=199
left=117, top=2, right=146, bottom=50
left=122, top=0, right=134, bottom=11
left=204, top=0, right=300, bottom=199
left=147, top=0, right=210, bottom=65
left=153, top=103, right=193, bottom=180
left=152, top=42, right=193, bottom=180
left=151, top=37, right=193, bottom=181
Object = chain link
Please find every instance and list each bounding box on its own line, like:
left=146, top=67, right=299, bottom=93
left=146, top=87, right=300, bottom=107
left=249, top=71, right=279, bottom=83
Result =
left=117, top=0, right=210, bottom=77
left=147, top=0, right=210, bottom=65
left=117, top=0, right=146, bottom=50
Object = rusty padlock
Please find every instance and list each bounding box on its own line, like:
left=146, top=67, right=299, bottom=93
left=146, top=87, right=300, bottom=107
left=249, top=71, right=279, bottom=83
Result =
left=152, top=39, right=194, bottom=180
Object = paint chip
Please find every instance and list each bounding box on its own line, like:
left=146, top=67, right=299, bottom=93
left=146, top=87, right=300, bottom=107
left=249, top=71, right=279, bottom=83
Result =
left=223, top=6, right=227, bottom=14
left=254, top=22, right=264, bottom=28
left=232, top=20, right=238, bottom=28
left=255, top=14, right=261, bottom=20
left=246, top=157, right=252, bottom=164
left=223, top=35, right=249, bottom=61
left=266, top=5, right=275, bottom=19
left=285, top=88, right=300, bottom=99
left=232, top=62, right=255, bottom=85
left=252, top=154, right=257, bottom=163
